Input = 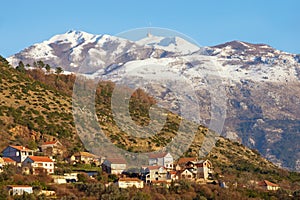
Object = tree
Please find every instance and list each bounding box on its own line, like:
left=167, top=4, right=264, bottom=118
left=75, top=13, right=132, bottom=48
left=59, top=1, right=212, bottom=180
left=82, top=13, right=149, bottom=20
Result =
left=37, top=60, right=45, bottom=69
left=16, top=61, right=25, bottom=73
left=45, top=64, right=51, bottom=73
left=55, top=67, right=63, bottom=75
left=33, top=61, right=38, bottom=68
left=0, top=55, right=9, bottom=65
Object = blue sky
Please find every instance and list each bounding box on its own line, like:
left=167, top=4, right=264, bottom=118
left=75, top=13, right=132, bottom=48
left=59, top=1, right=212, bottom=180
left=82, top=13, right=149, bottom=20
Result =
left=1, top=0, right=299, bottom=57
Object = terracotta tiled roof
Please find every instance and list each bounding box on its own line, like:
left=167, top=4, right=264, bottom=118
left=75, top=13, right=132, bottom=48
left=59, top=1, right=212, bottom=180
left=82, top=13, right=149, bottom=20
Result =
left=119, top=178, right=142, bottom=182
left=10, top=145, right=32, bottom=151
left=147, top=166, right=164, bottom=170
left=148, top=152, right=168, bottom=159
left=28, top=156, right=53, bottom=163
left=106, top=157, right=126, bottom=164
left=176, top=157, right=197, bottom=165
left=42, top=141, right=58, bottom=145
left=169, top=170, right=177, bottom=174
left=258, top=180, right=279, bottom=187
left=7, top=185, right=32, bottom=188
left=3, top=157, right=15, bottom=163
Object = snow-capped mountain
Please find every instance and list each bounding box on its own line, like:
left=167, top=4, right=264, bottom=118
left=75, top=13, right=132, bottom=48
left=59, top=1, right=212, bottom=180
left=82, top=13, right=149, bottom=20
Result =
left=8, top=31, right=300, bottom=83
left=6, top=30, right=300, bottom=171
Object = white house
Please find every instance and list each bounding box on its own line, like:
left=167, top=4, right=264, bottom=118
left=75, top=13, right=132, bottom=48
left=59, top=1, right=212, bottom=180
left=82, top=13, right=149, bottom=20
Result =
left=179, top=168, right=196, bottom=180
left=148, top=152, right=173, bottom=169
left=102, top=158, right=126, bottom=175
left=1, top=145, right=34, bottom=163
left=118, top=178, right=144, bottom=188
left=185, top=160, right=213, bottom=180
left=69, top=152, right=100, bottom=164
left=40, top=140, right=63, bottom=156
left=141, top=166, right=168, bottom=183
left=22, top=156, right=54, bottom=175
left=7, top=185, right=33, bottom=196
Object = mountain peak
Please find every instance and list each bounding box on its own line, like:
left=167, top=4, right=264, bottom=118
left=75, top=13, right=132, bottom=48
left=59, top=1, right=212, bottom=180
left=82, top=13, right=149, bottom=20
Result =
left=212, top=40, right=272, bottom=51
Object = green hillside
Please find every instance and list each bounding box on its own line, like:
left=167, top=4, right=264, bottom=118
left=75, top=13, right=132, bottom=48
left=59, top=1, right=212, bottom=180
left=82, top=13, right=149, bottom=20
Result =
left=0, top=56, right=300, bottom=199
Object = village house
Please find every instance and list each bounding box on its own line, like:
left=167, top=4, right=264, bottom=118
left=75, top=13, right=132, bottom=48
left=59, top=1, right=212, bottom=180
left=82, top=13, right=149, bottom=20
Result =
left=148, top=152, right=173, bottom=169
left=7, top=185, right=33, bottom=196
left=168, top=170, right=178, bottom=181
left=258, top=180, right=280, bottom=191
left=0, top=157, right=4, bottom=172
left=118, top=178, right=144, bottom=188
left=1, top=145, right=34, bottom=163
left=40, top=140, right=63, bottom=156
left=179, top=168, right=196, bottom=180
left=185, top=160, right=213, bottom=180
left=2, top=157, right=17, bottom=165
left=22, top=156, right=54, bottom=175
left=174, top=157, right=197, bottom=171
left=141, top=166, right=168, bottom=184
left=102, top=158, right=126, bottom=175
left=69, top=152, right=100, bottom=165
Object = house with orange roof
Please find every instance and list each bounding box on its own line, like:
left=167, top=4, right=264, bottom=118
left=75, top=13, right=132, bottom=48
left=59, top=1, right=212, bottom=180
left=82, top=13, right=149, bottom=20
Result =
left=40, top=140, right=63, bottom=156
left=2, top=157, right=16, bottom=165
left=1, top=145, right=34, bottom=163
left=102, top=158, right=126, bottom=175
left=22, top=156, right=54, bottom=175
left=258, top=180, right=280, bottom=191
left=148, top=152, right=173, bottom=169
left=174, top=157, right=197, bottom=171
left=118, top=178, right=144, bottom=188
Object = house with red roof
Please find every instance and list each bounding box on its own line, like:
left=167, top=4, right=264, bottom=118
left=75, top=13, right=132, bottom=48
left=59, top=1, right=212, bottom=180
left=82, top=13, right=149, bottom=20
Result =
left=2, top=157, right=16, bottom=165
left=148, top=152, right=173, bottom=169
left=175, top=157, right=197, bottom=171
left=258, top=180, right=280, bottom=191
left=102, top=158, right=126, bottom=175
left=22, top=156, right=54, bottom=175
left=40, top=140, right=63, bottom=156
left=1, top=145, right=34, bottom=163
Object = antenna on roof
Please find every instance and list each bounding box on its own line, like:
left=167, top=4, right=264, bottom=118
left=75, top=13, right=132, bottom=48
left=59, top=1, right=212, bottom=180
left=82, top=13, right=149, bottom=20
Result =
left=147, top=22, right=153, bottom=38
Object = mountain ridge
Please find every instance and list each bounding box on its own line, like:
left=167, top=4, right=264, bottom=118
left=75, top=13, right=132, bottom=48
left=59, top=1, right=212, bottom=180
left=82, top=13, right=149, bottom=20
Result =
left=6, top=30, right=300, bottom=172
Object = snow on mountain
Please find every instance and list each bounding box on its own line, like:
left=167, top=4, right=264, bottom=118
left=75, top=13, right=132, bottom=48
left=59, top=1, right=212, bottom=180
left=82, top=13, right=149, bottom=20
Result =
left=137, top=34, right=200, bottom=54
left=7, top=31, right=300, bottom=84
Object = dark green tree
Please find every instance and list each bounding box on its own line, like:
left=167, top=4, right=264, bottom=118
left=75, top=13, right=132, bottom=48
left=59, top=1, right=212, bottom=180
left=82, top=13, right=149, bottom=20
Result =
left=55, top=67, right=63, bottom=75
left=16, top=61, right=25, bottom=73
left=37, top=60, right=45, bottom=69
left=45, top=64, right=51, bottom=73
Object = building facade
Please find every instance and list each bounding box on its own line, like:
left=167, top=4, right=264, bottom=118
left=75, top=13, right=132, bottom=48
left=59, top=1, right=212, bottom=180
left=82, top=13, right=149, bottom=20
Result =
left=2, top=145, right=34, bottom=163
